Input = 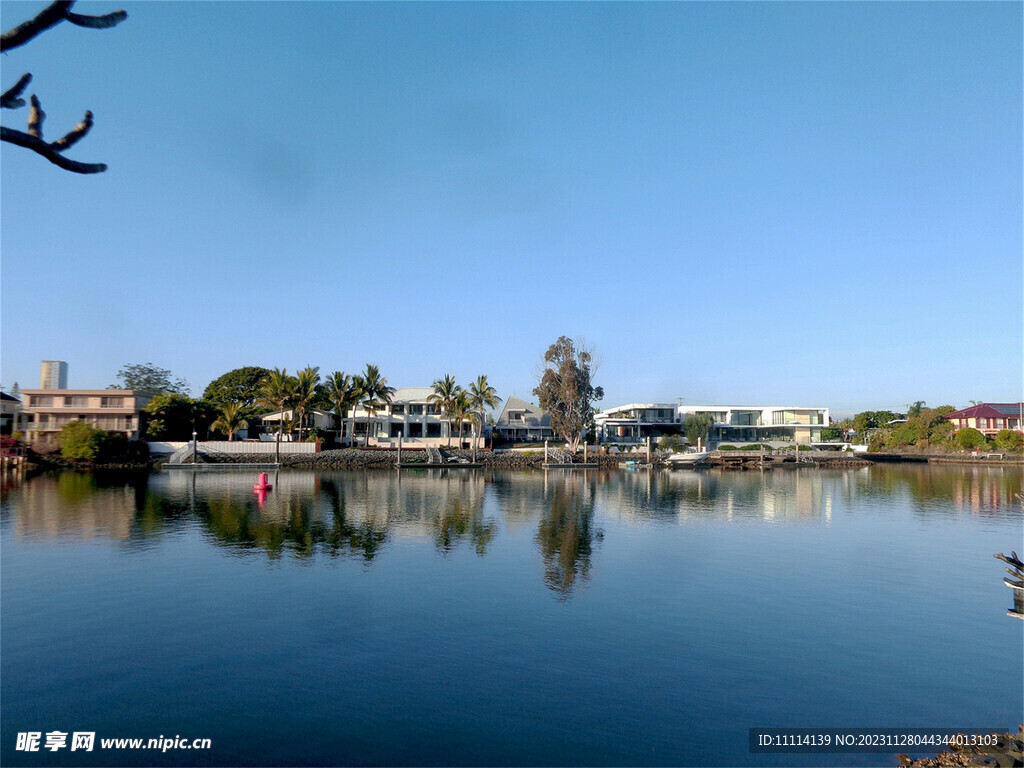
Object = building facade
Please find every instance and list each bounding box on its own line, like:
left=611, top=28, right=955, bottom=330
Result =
left=40, top=361, right=68, bottom=390
left=493, top=396, right=554, bottom=442
left=19, top=389, right=154, bottom=443
left=943, top=403, right=1024, bottom=437
left=594, top=403, right=680, bottom=442
left=1, top=391, right=21, bottom=434
left=679, top=405, right=830, bottom=445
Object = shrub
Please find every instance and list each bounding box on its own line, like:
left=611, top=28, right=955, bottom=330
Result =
left=953, top=428, right=988, bottom=451
left=993, top=429, right=1024, bottom=451
left=718, top=445, right=737, bottom=451
left=657, top=435, right=686, bottom=452
left=58, top=421, right=102, bottom=460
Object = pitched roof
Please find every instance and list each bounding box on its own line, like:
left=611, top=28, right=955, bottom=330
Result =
left=0, top=391, right=20, bottom=403
left=944, top=402, right=1024, bottom=419
left=496, top=396, right=550, bottom=427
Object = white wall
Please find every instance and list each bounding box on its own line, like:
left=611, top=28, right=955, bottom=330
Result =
left=148, top=441, right=317, bottom=455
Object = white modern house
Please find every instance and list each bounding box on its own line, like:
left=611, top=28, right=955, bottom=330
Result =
left=678, top=404, right=831, bottom=445
left=595, top=402, right=831, bottom=445
left=594, top=403, right=680, bottom=443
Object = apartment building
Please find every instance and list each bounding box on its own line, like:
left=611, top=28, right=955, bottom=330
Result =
left=19, top=389, right=154, bottom=443
left=594, top=403, right=680, bottom=442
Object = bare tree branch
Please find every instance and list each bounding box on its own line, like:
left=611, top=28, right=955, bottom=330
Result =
left=0, top=1, right=72, bottom=53
left=1, top=1, right=126, bottom=173
left=0, top=126, right=107, bottom=173
left=51, top=110, right=94, bottom=151
left=66, top=9, right=128, bottom=30
left=1, top=1, right=126, bottom=53
left=1, top=73, right=32, bottom=109
left=27, top=95, right=45, bottom=138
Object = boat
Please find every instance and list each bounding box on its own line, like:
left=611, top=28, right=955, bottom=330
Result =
left=665, top=450, right=710, bottom=467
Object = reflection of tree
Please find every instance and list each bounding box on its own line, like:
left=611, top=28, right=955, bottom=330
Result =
left=536, top=476, right=598, bottom=597
left=192, top=478, right=389, bottom=561
left=433, top=495, right=496, bottom=556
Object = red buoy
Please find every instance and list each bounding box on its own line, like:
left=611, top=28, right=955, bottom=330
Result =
left=253, top=472, right=273, bottom=491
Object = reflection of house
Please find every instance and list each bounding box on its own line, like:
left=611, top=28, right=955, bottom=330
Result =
left=19, top=389, right=154, bottom=443
left=1, top=391, right=21, bottom=434
left=943, top=403, right=1024, bottom=437
left=493, top=396, right=554, bottom=442
left=595, top=403, right=680, bottom=442
left=679, top=405, right=830, bottom=444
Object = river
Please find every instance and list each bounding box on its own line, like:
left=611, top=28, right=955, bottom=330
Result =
left=1, top=464, right=1020, bottom=766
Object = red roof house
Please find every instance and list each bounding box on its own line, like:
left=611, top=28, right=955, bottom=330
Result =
left=943, top=403, right=1024, bottom=436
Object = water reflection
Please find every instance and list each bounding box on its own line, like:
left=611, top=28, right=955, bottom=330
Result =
left=536, top=471, right=599, bottom=597
left=3, top=465, right=1019, bottom=595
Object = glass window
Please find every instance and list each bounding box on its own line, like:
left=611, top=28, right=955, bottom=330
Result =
left=30, top=396, right=53, bottom=407
left=409, top=404, right=424, bottom=415
left=391, top=404, right=405, bottom=415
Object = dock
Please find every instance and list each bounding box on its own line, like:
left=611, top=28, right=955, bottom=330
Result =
left=163, top=463, right=281, bottom=471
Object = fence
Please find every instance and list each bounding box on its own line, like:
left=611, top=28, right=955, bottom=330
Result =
left=148, top=441, right=318, bottom=456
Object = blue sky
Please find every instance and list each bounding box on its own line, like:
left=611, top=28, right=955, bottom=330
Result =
left=2, top=1, right=1021, bottom=415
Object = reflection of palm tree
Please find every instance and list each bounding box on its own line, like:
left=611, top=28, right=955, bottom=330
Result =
left=358, top=364, right=395, bottom=446
left=536, top=478, right=598, bottom=597
left=428, top=374, right=461, bottom=448
left=211, top=401, right=248, bottom=442
left=258, top=368, right=298, bottom=464
left=468, top=375, right=501, bottom=451
left=434, top=495, right=496, bottom=556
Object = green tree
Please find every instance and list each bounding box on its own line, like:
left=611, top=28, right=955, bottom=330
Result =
left=356, top=364, right=395, bottom=446
left=111, top=363, right=189, bottom=395
left=907, top=401, right=927, bottom=418
left=293, top=366, right=321, bottom=443
left=428, top=374, right=462, bottom=448
left=257, top=368, right=298, bottom=463
left=143, top=394, right=208, bottom=440
left=993, top=430, right=1024, bottom=451
left=58, top=421, right=101, bottom=459
left=324, top=371, right=360, bottom=447
left=953, top=427, right=988, bottom=451
left=202, top=366, right=271, bottom=417
left=468, top=375, right=502, bottom=451
left=682, top=413, right=714, bottom=448
left=533, top=336, right=604, bottom=453
left=450, top=390, right=474, bottom=447
left=210, top=401, right=249, bottom=442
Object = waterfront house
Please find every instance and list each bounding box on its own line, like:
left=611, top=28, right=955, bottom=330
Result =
left=493, top=396, right=554, bottom=442
left=678, top=404, right=830, bottom=445
left=1, top=391, right=21, bottom=434
left=336, top=387, right=479, bottom=448
left=942, top=403, right=1024, bottom=437
left=594, top=403, right=680, bottom=442
left=19, top=389, right=154, bottom=444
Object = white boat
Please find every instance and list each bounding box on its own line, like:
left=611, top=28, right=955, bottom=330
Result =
left=665, top=450, right=710, bottom=467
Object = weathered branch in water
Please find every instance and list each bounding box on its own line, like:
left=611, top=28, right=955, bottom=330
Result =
left=1, top=73, right=32, bottom=109
left=1, top=1, right=126, bottom=53
left=0, top=126, right=107, bottom=173
left=995, top=551, right=1024, bottom=570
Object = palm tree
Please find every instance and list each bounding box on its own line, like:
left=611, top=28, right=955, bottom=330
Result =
left=211, top=401, right=249, bottom=442
left=257, top=368, right=297, bottom=464
left=451, top=390, right=473, bottom=448
left=293, top=366, right=321, bottom=443
left=428, top=374, right=462, bottom=447
left=324, top=371, right=360, bottom=447
left=358, top=364, right=395, bottom=446
left=468, top=375, right=502, bottom=451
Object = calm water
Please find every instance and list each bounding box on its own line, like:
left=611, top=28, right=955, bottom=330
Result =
left=2, top=465, right=1021, bottom=767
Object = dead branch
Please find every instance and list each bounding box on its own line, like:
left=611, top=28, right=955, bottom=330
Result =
left=1, top=1, right=126, bottom=53
left=1, top=74, right=32, bottom=109
left=0, top=126, right=107, bottom=173
left=995, top=551, right=1024, bottom=570
left=1, top=1, right=126, bottom=173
